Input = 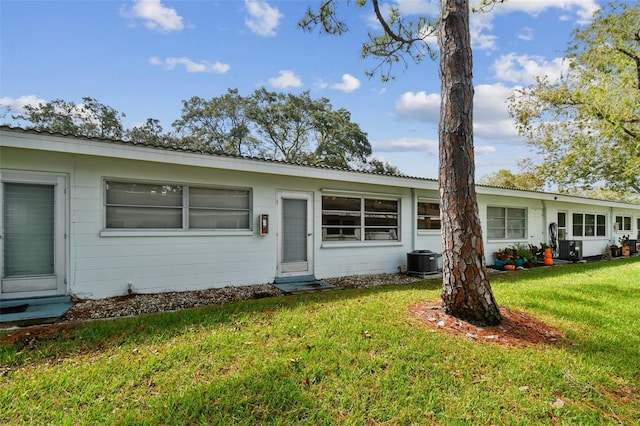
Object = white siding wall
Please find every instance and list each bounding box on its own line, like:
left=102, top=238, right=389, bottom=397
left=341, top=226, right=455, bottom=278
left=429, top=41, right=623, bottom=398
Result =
left=313, top=181, right=414, bottom=279
left=2, top=147, right=420, bottom=299
left=4, top=138, right=640, bottom=300
left=477, top=194, right=543, bottom=264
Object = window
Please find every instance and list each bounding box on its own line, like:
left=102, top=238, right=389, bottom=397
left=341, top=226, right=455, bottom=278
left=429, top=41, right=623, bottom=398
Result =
left=615, top=215, right=631, bottom=232
left=417, top=200, right=440, bottom=230
left=557, top=212, right=567, bottom=240
left=487, top=207, right=526, bottom=239
left=573, top=213, right=606, bottom=237
left=105, top=181, right=250, bottom=230
left=322, top=195, right=399, bottom=241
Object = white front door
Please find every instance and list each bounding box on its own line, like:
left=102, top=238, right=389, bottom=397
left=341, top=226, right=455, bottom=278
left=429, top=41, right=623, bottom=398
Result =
left=277, top=192, right=313, bottom=277
left=1, top=173, right=67, bottom=299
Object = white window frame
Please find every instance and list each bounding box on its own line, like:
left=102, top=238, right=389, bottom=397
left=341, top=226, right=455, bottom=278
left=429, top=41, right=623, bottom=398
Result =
left=615, top=215, right=632, bottom=232
left=321, top=193, right=400, bottom=244
left=572, top=212, right=606, bottom=238
left=557, top=211, right=568, bottom=241
left=417, top=198, right=441, bottom=233
left=487, top=206, right=527, bottom=241
left=101, top=179, right=252, bottom=236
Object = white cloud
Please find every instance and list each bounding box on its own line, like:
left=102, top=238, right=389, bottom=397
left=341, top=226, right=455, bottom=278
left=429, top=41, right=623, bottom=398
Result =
left=268, top=70, right=303, bottom=89
left=245, top=0, right=282, bottom=37
left=330, top=74, right=361, bottom=92
left=394, top=0, right=439, bottom=16
left=129, top=0, right=184, bottom=33
left=394, top=84, right=523, bottom=142
left=469, top=0, right=599, bottom=51
left=372, top=138, right=497, bottom=156
left=471, top=0, right=598, bottom=19
left=493, top=53, right=567, bottom=85
left=475, top=146, right=497, bottom=155
left=473, top=83, right=521, bottom=140
left=0, top=95, right=46, bottom=112
left=395, top=91, right=440, bottom=123
left=372, top=137, right=439, bottom=155
left=149, top=57, right=230, bottom=73
left=517, top=27, right=534, bottom=41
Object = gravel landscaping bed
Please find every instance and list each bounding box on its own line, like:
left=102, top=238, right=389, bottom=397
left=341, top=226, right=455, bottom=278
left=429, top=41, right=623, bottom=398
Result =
left=61, top=273, right=427, bottom=323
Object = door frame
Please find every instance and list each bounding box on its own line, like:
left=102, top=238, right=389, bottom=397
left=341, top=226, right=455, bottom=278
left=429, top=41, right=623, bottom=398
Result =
left=276, top=191, right=314, bottom=278
left=1, top=171, right=68, bottom=299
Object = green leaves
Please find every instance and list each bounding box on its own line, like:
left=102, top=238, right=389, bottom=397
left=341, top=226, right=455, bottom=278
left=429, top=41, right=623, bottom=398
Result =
left=508, top=3, right=640, bottom=196
left=173, top=88, right=376, bottom=170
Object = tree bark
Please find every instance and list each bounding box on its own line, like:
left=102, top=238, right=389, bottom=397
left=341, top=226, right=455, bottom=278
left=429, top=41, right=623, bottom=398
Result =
left=438, top=0, right=501, bottom=325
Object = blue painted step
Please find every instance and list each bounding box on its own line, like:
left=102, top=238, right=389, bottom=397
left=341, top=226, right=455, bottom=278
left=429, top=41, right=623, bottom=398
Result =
left=0, top=296, right=73, bottom=326
left=272, top=276, right=338, bottom=294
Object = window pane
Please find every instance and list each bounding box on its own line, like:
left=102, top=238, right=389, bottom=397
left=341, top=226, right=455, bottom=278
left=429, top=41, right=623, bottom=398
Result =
left=488, top=228, right=506, bottom=239
left=106, top=182, right=182, bottom=206
left=190, top=187, right=249, bottom=209
left=488, top=207, right=505, bottom=219
left=623, top=217, right=631, bottom=231
left=573, top=213, right=584, bottom=236
left=189, top=210, right=250, bottom=229
left=322, top=196, right=360, bottom=211
left=596, top=215, right=606, bottom=236
left=418, top=217, right=441, bottom=230
left=507, top=208, right=525, bottom=219
left=585, top=214, right=595, bottom=237
left=323, top=228, right=361, bottom=241
left=3, top=183, right=55, bottom=277
left=106, top=206, right=182, bottom=228
left=507, top=229, right=524, bottom=240
left=322, top=213, right=361, bottom=226
left=418, top=202, right=439, bottom=216
left=282, top=199, right=307, bottom=263
left=365, top=213, right=397, bottom=227
left=557, top=212, right=566, bottom=227
left=365, top=228, right=398, bottom=240
left=365, top=198, right=398, bottom=213
left=487, top=207, right=507, bottom=239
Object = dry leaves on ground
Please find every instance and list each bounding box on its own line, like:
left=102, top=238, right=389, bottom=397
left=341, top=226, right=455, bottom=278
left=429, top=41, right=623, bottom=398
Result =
left=409, top=300, right=567, bottom=347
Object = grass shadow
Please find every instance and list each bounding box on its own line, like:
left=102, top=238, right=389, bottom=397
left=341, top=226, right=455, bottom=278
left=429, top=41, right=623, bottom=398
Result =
left=0, top=279, right=440, bottom=366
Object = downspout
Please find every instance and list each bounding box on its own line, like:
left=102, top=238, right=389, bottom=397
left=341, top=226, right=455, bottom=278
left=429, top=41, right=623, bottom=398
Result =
left=610, top=207, right=614, bottom=244
left=411, top=188, right=417, bottom=252
left=542, top=199, right=548, bottom=246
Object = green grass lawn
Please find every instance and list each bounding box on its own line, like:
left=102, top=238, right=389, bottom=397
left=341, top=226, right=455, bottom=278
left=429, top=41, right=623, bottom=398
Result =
left=2, top=258, right=639, bottom=425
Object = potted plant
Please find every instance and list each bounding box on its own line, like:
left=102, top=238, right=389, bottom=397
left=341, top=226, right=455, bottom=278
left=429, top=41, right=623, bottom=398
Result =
left=513, top=243, right=534, bottom=268
left=619, top=235, right=631, bottom=256
left=493, top=249, right=506, bottom=270
left=608, top=244, right=620, bottom=257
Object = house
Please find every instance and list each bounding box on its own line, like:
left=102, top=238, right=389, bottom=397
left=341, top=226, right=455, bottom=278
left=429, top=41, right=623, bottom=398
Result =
left=1, top=126, right=639, bottom=301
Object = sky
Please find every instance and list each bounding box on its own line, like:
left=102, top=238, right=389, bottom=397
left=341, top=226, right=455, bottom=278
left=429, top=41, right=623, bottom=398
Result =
left=0, top=0, right=619, bottom=180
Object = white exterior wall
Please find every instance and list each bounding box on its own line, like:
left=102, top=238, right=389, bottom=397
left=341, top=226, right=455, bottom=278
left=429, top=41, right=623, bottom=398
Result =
left=543, top=201, right=610, bottom=258
left=3, top=128, right=640, bottom=300
left=1, top=145, right=422, bottom=299
left=477, top=194, right=544, bottom=263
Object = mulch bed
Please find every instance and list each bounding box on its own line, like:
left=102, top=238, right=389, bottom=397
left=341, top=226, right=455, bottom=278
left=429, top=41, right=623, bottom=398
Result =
left=409, top=300, right=568, bottom=348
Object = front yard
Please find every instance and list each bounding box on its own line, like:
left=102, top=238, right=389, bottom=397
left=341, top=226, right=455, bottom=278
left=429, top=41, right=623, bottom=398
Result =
left=1, top=258, right=639, bottom=424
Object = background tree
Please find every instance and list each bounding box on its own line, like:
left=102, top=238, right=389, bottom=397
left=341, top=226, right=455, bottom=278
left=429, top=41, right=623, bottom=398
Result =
left=479, top=159, right=545, bottom=191
left=125, top=118, right=178, bottom=147
left=11, top=97, right=126, bottom=139
left=508, top=2, right=639, bottom=197
left=174, top=88, right=375, bottom=169
left=172, top=89, right=261, bottom=156
left=301, top=0, right=503, bottom=325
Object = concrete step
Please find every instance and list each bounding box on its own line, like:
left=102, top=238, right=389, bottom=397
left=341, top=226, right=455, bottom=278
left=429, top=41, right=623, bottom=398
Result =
left=1, top=296, right=73, bottom=327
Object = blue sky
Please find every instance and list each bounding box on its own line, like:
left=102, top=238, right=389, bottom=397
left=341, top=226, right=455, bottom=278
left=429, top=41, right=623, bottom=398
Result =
left=0, top=0, right=614, bottom=179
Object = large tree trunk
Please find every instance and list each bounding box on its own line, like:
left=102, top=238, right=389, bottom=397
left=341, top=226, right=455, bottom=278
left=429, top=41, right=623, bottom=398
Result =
left=438, top=0, right=501, bottom=325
